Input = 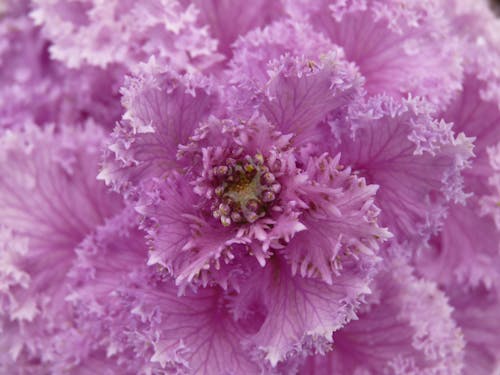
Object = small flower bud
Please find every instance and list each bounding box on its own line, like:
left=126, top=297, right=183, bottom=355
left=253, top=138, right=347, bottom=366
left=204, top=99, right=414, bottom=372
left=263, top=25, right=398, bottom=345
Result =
left=221, top=216, right=232, bottom=227
left=219, top=203, right=231, bottom=216
left=261, top=172, right=275, bottom=184
left=262, top=191, right=275, bottom=202
left=213, top=165, right=229, bottom=176
left=246, top=199, right=260, bottom=212
left=231, top=212, right=243, bottom=223
left=270, top=183, right=281, bottom=194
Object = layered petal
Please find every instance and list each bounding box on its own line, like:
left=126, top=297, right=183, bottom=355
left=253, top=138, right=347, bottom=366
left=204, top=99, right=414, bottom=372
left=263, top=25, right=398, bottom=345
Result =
left=284, top=0, right=463, bottom=109
left=0, top=5, right=123, bottom=129
left=228, top=20, right=336, bottom=94
left=100, top=61, right=218, bottom=195
left=31, top=0, right=221, bottom=71
left=60, top=209, right=147, bottom=374
left=440, top=0, right=500, bottom=108
left=229, top=22, right=364, bottom=149
left=0, top=123, right=122, bottom=248
left=68, top=223, right=262, bottom=375
left=442, top=76, right=500, bottom=193
left=0, top=228, right=40, bottom=373
left=419, top=202, right=500, bottom=289
left=261, top=53, right=363, bottom=149
left=0, top=123, right=122, bottom=368
left=417, top=74, right=500, bottom=288
left=232, top=257, right=375, bottom=367
left=284, top=154, right=389, bottom=284
left=2, top=1, right=500, bottom=374
left=139, top=113, right=388, bottom=293
left=138, top=116, right=305, bottom=290
left=449, top=286, right=500, bottom=375
left=335, top=95, right=473, bottom=245
left=138, top=173, right=243, bottom=290
left=146, top=287, right=261, bottom=375
left=297, top=257, right=465, bottom=375
left=187, top=0, right=284, bottom=59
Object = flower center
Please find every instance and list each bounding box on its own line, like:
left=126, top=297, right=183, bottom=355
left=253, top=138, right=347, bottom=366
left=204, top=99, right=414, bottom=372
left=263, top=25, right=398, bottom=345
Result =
left=211, top=154, right=281, bottom=226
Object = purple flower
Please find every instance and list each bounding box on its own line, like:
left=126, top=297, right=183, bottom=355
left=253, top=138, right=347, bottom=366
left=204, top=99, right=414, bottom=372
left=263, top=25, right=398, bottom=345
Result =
left=99, top=53, right=391, bottom=369
left=1, top=0, right=500, bottom=374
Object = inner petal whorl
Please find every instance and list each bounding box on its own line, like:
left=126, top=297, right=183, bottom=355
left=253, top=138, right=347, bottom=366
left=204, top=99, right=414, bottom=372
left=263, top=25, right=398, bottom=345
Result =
left=211, top=154, right=281, bottom=226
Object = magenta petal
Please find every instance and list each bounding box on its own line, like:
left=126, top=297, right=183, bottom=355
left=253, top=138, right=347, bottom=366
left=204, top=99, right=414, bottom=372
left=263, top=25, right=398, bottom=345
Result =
left=417, top=74, right=500, bottom=289
left=0, top=123, right=122, bottom=251
left=0, top=123, right=123, bottom=370
left=230, top=20, right=334, bottom=84
left=73, top=242, right=260, bottom=374
left=418, top=201, right=500, bottom=289
left=0, top=8, right=123, bottom=129
left=31, top=0, right=220, bottom=71
left=140, top=174, right=242, bottom=290
left=443, top=76, right=500, bottom=196
left=336, top=95, right=474, bottom=245
left=188, top=0, right=284, bottom=59
left=298, top=257, right=465, bottom=375
left=100, top=61, right=217, bottom=194
left=261, top=53, right=363, bottom=148
left=2, top=0, right=500, bottom=373
left=284, top=154, right=389, bottom=284
left=232, top=258, right=374, bottom=367
left=450, top=286, right=500, bottom=375
left=285, top=0, right=464, bottom=109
